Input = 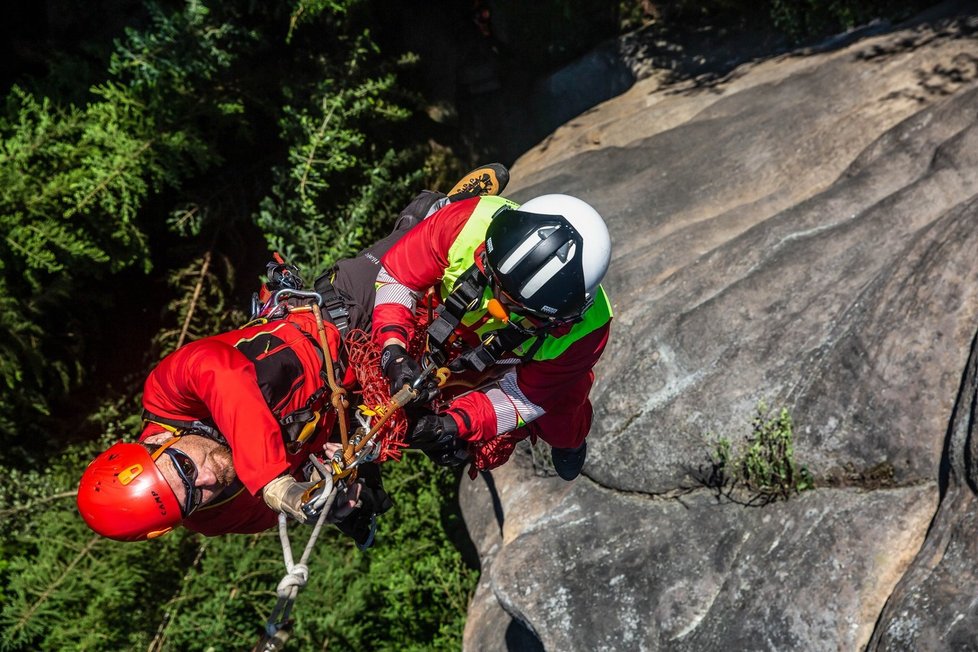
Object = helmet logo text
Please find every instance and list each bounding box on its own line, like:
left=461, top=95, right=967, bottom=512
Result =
left=152, top=490, right=168, bottom=516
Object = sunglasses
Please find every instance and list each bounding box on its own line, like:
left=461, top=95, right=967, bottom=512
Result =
left=148, top=437, right=203, bottom=517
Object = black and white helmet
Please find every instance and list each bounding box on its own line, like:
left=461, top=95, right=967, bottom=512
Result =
left=484, top=194, right=611, bottom=320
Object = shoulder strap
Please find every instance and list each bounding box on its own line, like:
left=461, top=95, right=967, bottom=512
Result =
left=426, top=264, right=490, bottom=365
left=313, top=270, right=350, bottom=337
left=427, top=262, right=555, bottom=371
left=451, top=320, right=552, bottom=372
left=141, top=410, right=229, bottom=446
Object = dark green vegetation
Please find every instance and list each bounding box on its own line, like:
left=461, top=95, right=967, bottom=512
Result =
left=0, top=2, right=483, bottom=648
left=0, top=1, right=937, bottom=649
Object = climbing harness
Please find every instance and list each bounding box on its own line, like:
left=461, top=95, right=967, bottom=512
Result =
left=424, top=260, right=552, bottom=373
left=246, top=168, right=521, bottom=648
left=247, top=186, right=571, bottom=645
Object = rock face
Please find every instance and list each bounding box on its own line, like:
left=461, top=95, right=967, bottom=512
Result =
left=460, top=5, right=978, bottom=650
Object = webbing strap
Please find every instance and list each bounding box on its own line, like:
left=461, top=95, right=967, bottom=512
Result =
left=427, top=263, right=553, bottom=371
left=141, top=410, right=228, bottom=446
left=315, top=273, right=350, bottom=337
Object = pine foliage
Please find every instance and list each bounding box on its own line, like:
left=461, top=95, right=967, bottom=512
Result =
left=0, top=432, right=182, bottom=651
left=0, top=448, right=476, bottom=651
left=0, top=1, right=244, bottom=452
left=0, top=1, right=477, bottom=649
left=154, top=248, right=247, bottom=356
left=256, top=41, right=427, bottom=275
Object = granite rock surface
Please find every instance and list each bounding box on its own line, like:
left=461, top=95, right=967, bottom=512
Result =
left=461, top=6, right=978, bottom=650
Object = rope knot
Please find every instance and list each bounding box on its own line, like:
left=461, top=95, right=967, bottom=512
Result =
left=276, top=563, right=309, bottom=596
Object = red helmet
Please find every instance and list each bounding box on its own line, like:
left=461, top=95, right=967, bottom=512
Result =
left=77, top=441, right=182, bottom=541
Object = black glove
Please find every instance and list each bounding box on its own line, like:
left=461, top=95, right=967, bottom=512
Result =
left=381, top=344, right=423, bottom=395
left=408, top=414, right=470, bottom=467
left=330, top=464, right=393, bottom=549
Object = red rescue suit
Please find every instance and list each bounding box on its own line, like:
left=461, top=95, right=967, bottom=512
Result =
left=138, top=311, right=345, bottom=535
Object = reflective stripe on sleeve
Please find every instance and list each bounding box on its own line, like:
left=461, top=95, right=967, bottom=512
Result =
left=485, top=370, right=546, bottom=435
left=374, top=266, right=419, bottom=311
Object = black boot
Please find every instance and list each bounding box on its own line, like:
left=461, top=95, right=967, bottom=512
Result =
left=551, top=441, right=587, bottom=480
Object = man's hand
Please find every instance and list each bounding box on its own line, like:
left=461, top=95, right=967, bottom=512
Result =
left=262, top=473, right=334, bottom=523
left=381, top=343, right=423, bottom=395
left=409, top=414, right=470, bottom=467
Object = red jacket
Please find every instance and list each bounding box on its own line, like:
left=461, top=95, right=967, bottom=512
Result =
left=372, top=197, right=610, bottom=455
left=138, top=311, right=342, bottom=535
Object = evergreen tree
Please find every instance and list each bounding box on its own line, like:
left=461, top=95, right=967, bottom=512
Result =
left=255, top=2, right=429, bottom=276
left=0, top=2, right=476, bottom=650
left=0, top=2, right=247, bottom=459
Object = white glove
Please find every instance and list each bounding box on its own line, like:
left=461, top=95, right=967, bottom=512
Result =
left=262, top=474, right=334, bottom=523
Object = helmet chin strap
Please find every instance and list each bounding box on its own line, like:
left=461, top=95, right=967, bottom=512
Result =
left=147, top=435, right=183, bottom=461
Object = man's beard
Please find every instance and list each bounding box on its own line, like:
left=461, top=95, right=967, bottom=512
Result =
left=208, top=445, right=237, bottom=485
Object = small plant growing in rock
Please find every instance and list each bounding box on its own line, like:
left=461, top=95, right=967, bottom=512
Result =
left=705, top=402, right=814, bottom=505
left=526, top=437, right=559, bottom=477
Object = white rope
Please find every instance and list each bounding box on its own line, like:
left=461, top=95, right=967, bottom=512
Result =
left=264, top=480, right=338, bottom=636
left=276, top=488, right=336, bottom=595
left=274, top=560, right=308, bottom=595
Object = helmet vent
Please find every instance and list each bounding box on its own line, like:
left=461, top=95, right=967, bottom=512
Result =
left=497, top=226, right=558, bottom=274
left=522, top=252, right=573, bottom=298
left=119, top=464, right=143, bottom=485
left=555, top=240, right=574, bottom=263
